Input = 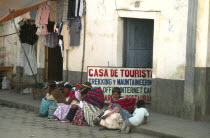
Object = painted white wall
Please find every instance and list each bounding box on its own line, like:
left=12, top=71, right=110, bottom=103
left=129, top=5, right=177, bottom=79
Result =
left=196, top=0, right=210, bottom=67
left=63, top=0, right=119, bottom=73
left=2, top=0, right=207, bottom=81
left=117, top=0, right=188, bottom=80
left=64, top=0, right=188, bottom=80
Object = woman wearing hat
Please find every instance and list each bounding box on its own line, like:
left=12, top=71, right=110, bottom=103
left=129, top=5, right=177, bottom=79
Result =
left=52, top=84, right=82, bottom=122
left=38, top=80, right=57, bottom=117
left=71, top=82, right=105, bottom=126
left=98, top=87, right=136, bottom=130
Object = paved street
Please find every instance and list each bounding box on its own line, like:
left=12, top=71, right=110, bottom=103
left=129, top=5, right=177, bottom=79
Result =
left=0, top=105, right=156, bottom=138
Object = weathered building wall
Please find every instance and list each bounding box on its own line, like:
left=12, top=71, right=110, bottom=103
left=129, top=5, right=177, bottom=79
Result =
left=61, top=0, right=189, bottom=117
left=182, top=0, right=210, bottom=120
left=112, top=0, right=188, bottom=117
left=64, top=0, right=188, bottom=82
left=0, top=13, right=44, bottom=84
left=62, top=0, right=119, bottom=83
left=0, top=0, right=208, bottom=120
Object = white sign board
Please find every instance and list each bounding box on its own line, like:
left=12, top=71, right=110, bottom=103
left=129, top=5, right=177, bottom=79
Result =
left=87, top=66, right=152, bottom=103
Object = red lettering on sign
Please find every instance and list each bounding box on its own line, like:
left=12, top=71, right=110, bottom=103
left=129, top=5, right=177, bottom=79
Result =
left=89, top=69, right=93, bottom=76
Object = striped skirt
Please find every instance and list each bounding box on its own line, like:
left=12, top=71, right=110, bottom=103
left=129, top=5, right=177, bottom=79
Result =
left=83, top=102, right=105, bottom=126
left=48, top=102, right=58, bottom=119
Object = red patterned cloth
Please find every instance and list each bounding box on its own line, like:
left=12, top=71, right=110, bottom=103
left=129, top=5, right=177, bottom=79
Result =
left=71, top=108, right=87, bottom=126
left=67, top=91, right=78, bottom=101
left=83, top=88, right=105, bottom=109
left=111, top=98, right=136, bottom=113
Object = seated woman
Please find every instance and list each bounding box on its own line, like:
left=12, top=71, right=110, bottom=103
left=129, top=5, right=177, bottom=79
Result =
left=66, top=83, right=82, bottom=121
left=99, top=87, right=136, bottom=130
left=38, top=80, right=57, bottom=117
left=71, top=82, right=105, bottom=126
left=53, top=84, right=81, bottom=122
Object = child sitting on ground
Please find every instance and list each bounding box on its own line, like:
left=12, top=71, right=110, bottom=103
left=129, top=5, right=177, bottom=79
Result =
left=120, top=100, right=149, bottom=134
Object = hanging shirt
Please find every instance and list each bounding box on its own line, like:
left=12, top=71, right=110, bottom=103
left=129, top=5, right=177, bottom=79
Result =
left=30, top=8, right=38, bottom=19
left=56, top=0, right=64, bottom=23
left=49, top=1, right=57, bottom=22
left=19, top=44, right=37, bottom=75
left=68, top=17, right=81, bottom=46
left=35, top=6, right=43, bottom=26
left=47, top=21, right=55, bottom=33
left=62, top=0, right=69, bottom=22
left=40, top=5, right=50, bottom=25
left=79, top=0, right=84, bottom=16
left=41, top=25, right=49, bottom=35
left=58, top=35, right=64, bottom=57
left=44, top=33, right=59, bottom=48
left=67, top=0, right=76, bottom=19
left=75, top=0, right=79, bottom=17
left=19, top=19, right=38, bottom=45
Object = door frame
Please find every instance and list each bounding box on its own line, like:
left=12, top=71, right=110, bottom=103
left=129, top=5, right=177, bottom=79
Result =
left=117, top=11, right=160, bottom=75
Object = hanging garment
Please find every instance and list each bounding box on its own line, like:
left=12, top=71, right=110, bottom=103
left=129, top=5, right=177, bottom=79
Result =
left=44, top=33, right=59, bottom=48
left=56, top=22, right=63, bottom=36
left=41, top=25, right=49, bottom=35
left=36, top=26, right=42, bottom=35
left=47, top=21, right=55, bottom=33
left=79, top=0, right=84, bottom=16
left=19, top=19, right=38, bottom=45
left=35, top=5, right=43, bottom=26
left=19, top=43, right=37, bottom=75
left=68, top=17, right=81, bottom=46
left=56, top=0, right=64, bottom=23
left=67, top=0, right=76, bottom=19
left=62, top=0, right=69, bottom=22
left=30, top=8, right=38, bottom=19
left=58, top=35, right=64, bottom=57
left=49, top=1, right=57, bottom=22
left=40, top=5, right=50, bottom=25
left=75, top=0, right=79, bottom=17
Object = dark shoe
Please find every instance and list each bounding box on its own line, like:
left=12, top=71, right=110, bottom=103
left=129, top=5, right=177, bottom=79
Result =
left=98, top=127, right=107, bottom=131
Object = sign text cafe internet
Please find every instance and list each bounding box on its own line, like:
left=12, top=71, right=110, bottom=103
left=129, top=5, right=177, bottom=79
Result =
left=87, top=66, right=152, bottom=103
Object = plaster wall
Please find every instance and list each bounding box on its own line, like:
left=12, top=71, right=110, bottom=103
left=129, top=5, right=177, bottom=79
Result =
left=0, top=13, right=30, bottom=73
left=63, top=0, right=188, bottom=81
left=195, top=0, right=210, bottom=67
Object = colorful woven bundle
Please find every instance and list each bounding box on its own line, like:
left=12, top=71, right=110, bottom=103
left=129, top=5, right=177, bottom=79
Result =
left=83, top=88, right=105, bottom=109
left=111, top=98, right=136, bottom=113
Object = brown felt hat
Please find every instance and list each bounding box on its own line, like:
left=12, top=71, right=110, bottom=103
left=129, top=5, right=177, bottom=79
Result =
left=82, top=81, right=92, bottom=88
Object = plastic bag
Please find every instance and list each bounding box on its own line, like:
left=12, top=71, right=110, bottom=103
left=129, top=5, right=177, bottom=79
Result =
left=2, top=77, right=10, bottom=90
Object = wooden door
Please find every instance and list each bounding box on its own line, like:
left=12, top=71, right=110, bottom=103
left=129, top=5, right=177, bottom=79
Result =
left=125, top=19, right=154, bottom=67
left=45, top=46, right=63, bottom=81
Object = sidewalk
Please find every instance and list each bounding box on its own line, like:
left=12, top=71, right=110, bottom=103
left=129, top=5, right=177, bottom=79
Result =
left=0, top=90, right=209, bottom=138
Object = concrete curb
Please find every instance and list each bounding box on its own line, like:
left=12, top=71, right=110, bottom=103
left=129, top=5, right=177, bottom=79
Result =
left=132, top=127, right=183, bottom=138
left=0, top=99, right=182, bottom=138
left=0, top=99, right=39, bottom=113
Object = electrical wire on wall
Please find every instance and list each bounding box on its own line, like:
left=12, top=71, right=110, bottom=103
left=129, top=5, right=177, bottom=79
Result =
left=0, top=32, right=16, bottom=37
left=80, top=0, right=87, bottom=83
